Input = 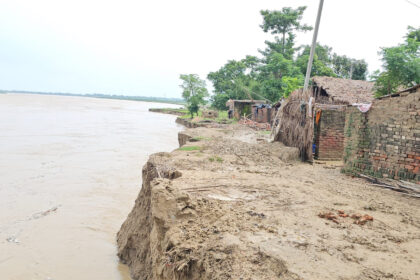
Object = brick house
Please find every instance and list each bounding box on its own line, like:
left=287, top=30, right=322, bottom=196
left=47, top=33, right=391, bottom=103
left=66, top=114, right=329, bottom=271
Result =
left=226, top=99, right=266, bottom=120
left=311, top=77, right=375, bottom=160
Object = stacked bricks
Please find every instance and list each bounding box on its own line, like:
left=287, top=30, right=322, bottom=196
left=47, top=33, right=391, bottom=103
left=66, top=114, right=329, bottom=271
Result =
left=342, top=87, right=420, bottom=184
left=252, top=107, right=272, bottom=124
left=316, top=110, right=346, bottom=160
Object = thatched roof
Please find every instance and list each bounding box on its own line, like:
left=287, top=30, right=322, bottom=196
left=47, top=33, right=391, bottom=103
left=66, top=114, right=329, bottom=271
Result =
left=312, top=76, right=374, bottom=104
left=272, top=89, right=314, bottom=161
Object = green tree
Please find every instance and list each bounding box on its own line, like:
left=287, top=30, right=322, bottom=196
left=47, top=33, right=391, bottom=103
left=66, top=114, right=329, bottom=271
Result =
left=179, top=74, right=208, bottom=117
left=374, top=26, right=420, bottom=96
left=295, top=44, right=367, bottom=80
left=295, top=44, right=336, bottom=77
left=258, top=52, right=303, bottom=101
left=207, top=57, right=262, bottom=110
left=260, top=7, right=312, bottom=59
left=331, top=54, right=368, bottom=80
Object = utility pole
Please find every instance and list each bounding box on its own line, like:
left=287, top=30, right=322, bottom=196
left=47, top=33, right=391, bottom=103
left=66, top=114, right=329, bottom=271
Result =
left=303, top=0, right=324, bottom=90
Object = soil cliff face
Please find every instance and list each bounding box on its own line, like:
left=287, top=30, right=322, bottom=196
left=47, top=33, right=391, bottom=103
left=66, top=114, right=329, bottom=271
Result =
left=117, top=154, right=186, bottom=280
left=117, top=154, right=299, bottom=280
left=118, top=125, right=420, bottom=280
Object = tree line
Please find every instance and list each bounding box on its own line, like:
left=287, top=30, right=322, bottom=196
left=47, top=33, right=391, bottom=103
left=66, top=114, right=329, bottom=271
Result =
left=180, top=7, right=419, bottom=112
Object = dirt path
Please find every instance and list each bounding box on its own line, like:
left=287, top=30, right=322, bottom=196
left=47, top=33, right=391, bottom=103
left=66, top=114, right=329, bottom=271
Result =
left=118, top=124, right=420, bottom=280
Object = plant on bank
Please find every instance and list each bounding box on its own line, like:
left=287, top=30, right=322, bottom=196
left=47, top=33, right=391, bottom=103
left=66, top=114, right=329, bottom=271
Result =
left=179, top=74, right=209, bottom=117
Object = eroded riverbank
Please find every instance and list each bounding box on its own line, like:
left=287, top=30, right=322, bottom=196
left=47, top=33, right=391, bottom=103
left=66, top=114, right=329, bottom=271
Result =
left=0, top=94, right=182, bottom=280
left=118, top=124, right=420, bottom=280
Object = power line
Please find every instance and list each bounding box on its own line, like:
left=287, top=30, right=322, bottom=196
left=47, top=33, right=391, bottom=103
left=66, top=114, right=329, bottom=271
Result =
left=404, top=0, right=420, bottom=9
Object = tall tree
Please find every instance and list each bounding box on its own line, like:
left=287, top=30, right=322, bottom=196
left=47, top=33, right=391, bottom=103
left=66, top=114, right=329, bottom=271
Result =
left=331, top=54, right=368, bottom=80
left=260, top=7, right=312, bottom=59
left=295, top=44, right=368, bottom=80
left=374, top=26, right=420, bottom=96
left=258, top=52, right=303, bottom=101
left=295, top=44, right=336, bottom=78
left=179, top=74, right=208, bottom=117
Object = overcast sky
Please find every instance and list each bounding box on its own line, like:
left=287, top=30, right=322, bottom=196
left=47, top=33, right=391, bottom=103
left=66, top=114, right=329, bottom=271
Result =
left=0, top=0, right=419, bottom=97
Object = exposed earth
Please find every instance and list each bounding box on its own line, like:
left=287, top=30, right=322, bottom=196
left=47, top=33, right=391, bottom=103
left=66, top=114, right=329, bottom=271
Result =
left=117, top=124, right=420, bottom=280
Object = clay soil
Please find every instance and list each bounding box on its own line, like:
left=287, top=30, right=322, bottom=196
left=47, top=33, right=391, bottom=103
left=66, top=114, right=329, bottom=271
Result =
left=117, top=124, right=420, bottom=280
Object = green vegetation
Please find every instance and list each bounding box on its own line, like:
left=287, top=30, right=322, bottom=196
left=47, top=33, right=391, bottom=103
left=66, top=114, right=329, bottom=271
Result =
left=208, top=156, right=223, bottom=162
left=190, top=136, right=211, bottom=141
left=207, top=6, right=369, bottom=110
left=178, top=146, right=201, bottom=151
left=179, top=110, right=203, bottom=119
left=179, top=74, right=209, bottom=117
left=154, top=108, right=189, bottom=114
left=178, top=108, right=236, bottom=124
left=373, top=26, right=420, bottom=96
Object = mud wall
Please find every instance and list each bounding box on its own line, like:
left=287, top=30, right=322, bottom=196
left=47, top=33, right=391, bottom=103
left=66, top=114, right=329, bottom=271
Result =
left=178, top=132, right=192, bottom=147
left=175, top=117, right=206, bottom=128
left=342, top=88, right=420, bottom=183
left=117, top=154, right=192, bottom=280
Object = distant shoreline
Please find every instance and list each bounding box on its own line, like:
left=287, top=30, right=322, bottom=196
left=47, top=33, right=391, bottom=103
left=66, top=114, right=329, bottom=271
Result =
left=0, top=90, right=186, bottom=105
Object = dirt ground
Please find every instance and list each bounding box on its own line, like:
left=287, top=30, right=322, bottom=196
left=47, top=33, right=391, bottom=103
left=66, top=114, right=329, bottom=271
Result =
left=117, top=124, right=420, bottom=280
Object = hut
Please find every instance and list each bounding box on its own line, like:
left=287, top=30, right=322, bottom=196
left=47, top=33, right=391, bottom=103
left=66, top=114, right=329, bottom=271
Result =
left=312, top=77, right=374, bottom=160
left=226, top=99, right=266, bottom=120
left=272, top=76, right=375, bottom=161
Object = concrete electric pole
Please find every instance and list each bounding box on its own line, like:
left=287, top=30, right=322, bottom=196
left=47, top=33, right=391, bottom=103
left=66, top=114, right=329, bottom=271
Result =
left=303, top=0, right=324, bottom=90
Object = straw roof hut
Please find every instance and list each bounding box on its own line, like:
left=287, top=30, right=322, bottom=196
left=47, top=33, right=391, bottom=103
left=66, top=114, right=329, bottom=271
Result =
left=272, top=89, right=314, bottom=161
left=272, top=77, right=375, bottom=162
left=312, top=76, right=374, bottom=104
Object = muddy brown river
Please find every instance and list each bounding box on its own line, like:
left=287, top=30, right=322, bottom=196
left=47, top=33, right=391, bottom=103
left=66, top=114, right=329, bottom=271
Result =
left=0, top=94, right=182, bottom=280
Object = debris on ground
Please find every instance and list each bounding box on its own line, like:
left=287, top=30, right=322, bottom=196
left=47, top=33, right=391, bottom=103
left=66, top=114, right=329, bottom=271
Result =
left=319, top=210, right=374, bottom=226
left=31, top=206, right=60, bottom=220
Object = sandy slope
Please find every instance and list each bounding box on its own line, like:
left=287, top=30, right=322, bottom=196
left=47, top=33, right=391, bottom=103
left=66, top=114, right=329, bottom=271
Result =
left=118, top=125, right=420, bottom=280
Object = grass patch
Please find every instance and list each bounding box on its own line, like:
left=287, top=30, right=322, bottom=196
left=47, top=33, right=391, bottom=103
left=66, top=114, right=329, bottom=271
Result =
left=180, top=114, right=192, bottom=119
left=155, top=108, right=188, bottom=114
left=259, top=130, right=272, bottom=135
left=190, top=136, right=211, bottom=142
left=178, top=109, right=236, bottom=124
left=209, top=156, right=223, bottom=163
left=178, top=146, right=201, bottom=151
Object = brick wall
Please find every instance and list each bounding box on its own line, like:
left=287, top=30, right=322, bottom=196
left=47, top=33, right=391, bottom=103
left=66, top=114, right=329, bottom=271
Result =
left=252, top=107, right=271, bottom=123
left=342, top=88, right=420, bottom=184
left=315, top=109, right=346, bottom=160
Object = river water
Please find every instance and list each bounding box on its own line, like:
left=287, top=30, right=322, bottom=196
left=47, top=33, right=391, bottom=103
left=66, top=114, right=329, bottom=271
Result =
left=0, top=94, right=182, bottom=280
